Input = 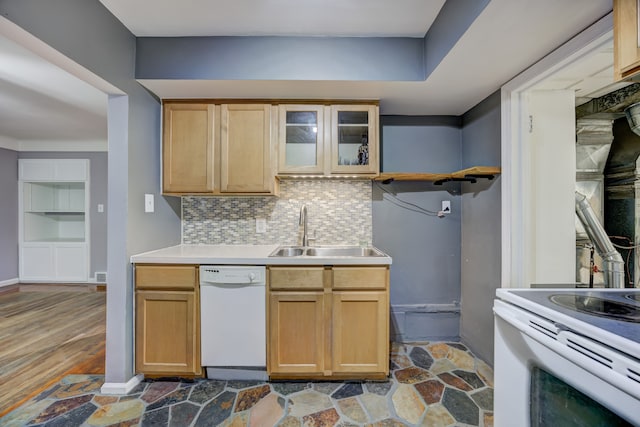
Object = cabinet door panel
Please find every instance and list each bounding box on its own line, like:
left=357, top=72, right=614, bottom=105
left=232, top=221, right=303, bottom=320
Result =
left=20, top=243, right=54, bottom=280
left=20, top=159, right=55, bottom=181
left=54, top=160, right=88, bottom=181
left=135, top=291, right=200, bottom=375
left=220, top=104, right=273, bottom=193
left=19, top=159, right=87, bottom=181
left=332, top=291, right=388, bottom=374
left=268, top=292, right=325, bottom=374
left=614, top=0, right=640, bottom=80
left=54, top=243, right=88, bottom=282
left=330, top=105, right=378, bottom=175
left=278, top=105, right=325, bottom=174
left=163, top=103, right=214, bottom=193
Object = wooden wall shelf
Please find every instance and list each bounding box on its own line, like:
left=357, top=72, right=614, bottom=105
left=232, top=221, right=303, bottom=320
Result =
left=374, top=166, right=501, bottom=185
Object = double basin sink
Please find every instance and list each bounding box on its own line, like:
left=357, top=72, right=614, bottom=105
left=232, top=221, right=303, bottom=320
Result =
left=269, top=245, right=386, bottom=258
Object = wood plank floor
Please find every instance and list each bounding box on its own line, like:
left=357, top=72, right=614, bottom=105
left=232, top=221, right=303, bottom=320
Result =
left=0, top=291, right=105, bottom=417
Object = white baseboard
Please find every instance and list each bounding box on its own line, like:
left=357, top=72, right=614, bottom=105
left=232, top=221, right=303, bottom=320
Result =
left=0, top=278, right=19, bottom=288
left=100, top=374, right=144, bottom=395
left=87, top=272, right=107, bottom=284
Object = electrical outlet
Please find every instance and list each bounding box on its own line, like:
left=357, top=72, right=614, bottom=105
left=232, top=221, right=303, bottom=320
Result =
left=442, top=200, right=451, bottom=214
left=144, top=194, right=154, bottom=213
left=256, top=218, right=267, bottom=233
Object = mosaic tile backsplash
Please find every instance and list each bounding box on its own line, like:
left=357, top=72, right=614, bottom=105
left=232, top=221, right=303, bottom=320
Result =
left=182, top=180, right=372, bottom=246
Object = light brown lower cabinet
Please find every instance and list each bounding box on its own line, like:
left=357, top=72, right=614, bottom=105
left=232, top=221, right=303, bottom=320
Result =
left=268, top=291, right=325, bottom=375
left=134, top=265, right=201, bottom=377
left=267, top=265, right=389, bottom=380
left=332, top=290, right=388, bottom=374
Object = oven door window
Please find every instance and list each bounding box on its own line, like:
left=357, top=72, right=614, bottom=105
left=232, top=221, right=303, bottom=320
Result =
left=530, top=367, right=633, bottom=426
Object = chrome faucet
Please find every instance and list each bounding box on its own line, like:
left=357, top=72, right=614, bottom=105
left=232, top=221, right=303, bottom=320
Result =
left=300, top=204, right=309, bottom=247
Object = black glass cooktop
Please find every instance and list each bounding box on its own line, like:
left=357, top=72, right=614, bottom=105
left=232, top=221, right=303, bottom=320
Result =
left=626, top=293, right=640, bottom=303
left=550, top=294, right=640, bottom=323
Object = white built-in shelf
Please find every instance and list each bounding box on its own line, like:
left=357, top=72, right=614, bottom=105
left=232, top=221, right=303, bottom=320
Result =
left=19, top=159, right=90, bottom=282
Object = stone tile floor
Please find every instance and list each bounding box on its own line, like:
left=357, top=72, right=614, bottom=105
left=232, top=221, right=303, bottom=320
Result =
left=1, top=342, right=493, bottom=426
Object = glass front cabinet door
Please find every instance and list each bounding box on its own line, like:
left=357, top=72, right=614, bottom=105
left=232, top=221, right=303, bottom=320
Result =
left=278, top=105, right=325, bottom=174
left=330, top=105, right=378, bottom=175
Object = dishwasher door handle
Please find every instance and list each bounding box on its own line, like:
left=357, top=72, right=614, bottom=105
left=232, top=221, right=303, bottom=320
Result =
left=201, top=282, right=263, bottom=289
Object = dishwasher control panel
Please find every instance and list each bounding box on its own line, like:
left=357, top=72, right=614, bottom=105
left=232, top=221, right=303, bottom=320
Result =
left=200, top=265, right=266, bottom=285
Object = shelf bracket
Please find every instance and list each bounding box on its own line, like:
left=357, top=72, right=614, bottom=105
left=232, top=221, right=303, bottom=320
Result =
left=465, top=174, right=496, bottom=181
left=434, top=177, right=477, bottom=185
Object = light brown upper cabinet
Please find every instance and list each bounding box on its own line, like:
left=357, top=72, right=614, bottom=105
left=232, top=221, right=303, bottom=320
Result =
left=330, top=105, right=379, bottom=175
left=163, top=103, right=215, bottom=193
left=276, top=102, right=379, bottom=177
left=614, top=0, right=640, bottom=81
left=220, top=104, right=275, bottom=193
left=278, top=105, right=325, bottom=174
left=162, top=101, right=278, bottom=195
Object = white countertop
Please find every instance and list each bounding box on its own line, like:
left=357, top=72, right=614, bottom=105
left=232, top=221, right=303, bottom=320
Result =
left=130, top=244, right=392, bottom=265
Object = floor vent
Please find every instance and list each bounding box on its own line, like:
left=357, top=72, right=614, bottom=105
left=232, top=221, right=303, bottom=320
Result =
left=95, top=272, right=107, bottom=283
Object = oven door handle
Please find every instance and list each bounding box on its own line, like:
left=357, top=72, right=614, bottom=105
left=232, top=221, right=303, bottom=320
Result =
left=494, top=300, right=560, bottom=338
left=495, top=300, right=640, bottom=406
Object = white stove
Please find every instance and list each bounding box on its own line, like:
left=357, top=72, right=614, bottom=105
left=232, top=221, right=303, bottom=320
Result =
left=494, top=288, right=640, bottom=427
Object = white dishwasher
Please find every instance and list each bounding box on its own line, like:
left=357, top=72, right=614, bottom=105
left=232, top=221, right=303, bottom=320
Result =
left=199, top=265, right=267, bottom=380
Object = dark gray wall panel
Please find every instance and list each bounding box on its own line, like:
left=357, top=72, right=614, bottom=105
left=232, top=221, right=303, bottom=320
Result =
left=136, top=36, right=425, bottom=81
left=423, top=0, right=491, bottom=78
left=460, top=90, right=501, bottom=365
left=373, top=117, right=462, bottom=341
left=0, top=148, right=19, bottom=283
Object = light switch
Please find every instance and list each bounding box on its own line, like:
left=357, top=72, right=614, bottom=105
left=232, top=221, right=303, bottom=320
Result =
left=442, top=200, right=451, bottom=214
left=256, top=218, right=267, bottom=233
left=97, top=204, right=104, bottom=213
left=144, top=194, right=154, bottom=213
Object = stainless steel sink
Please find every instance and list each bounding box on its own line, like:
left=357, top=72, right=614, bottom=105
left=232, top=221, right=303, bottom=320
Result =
left=270, top=246, right=305, bottom=257
left=269, top=245, right=386, bottom=257
left=305, top=247, right=385, bottom=257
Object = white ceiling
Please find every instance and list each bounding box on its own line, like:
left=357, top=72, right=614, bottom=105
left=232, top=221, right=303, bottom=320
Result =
left=533, top=38, right=630, bottom=106
left=99, top=0, right=446, bottom=37
left=0, top=0, right=615, bottom=149
left=0, top=34, right=107, bottom=149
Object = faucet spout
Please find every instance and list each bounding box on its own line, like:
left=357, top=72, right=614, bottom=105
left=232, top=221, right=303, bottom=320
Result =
left=300, top=205, right=309, bottom=247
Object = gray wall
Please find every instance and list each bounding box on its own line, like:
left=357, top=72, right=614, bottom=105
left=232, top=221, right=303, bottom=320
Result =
left=135, top=6, right=489, bottom=82
left=460, top=90, right=502, bottom=365
left=373, top=116, right=462, bottom=342
left=137, top=36, right=424, bottom=81
left=18, top=152, right=108, bottom=278
left=0, top=0, right=182, bottom=384
left=0, top=148, right=19, bottom=283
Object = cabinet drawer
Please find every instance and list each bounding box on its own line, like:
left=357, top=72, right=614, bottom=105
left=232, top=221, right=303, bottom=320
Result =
left=332, top=266, right=388, bottom=290
left=269, top=267, right=325, bottom=290
left=135, top=265, right=197, bottom=290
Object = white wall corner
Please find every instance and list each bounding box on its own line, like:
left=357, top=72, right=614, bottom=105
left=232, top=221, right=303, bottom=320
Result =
left=100, top=373, right=144, bottom=395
